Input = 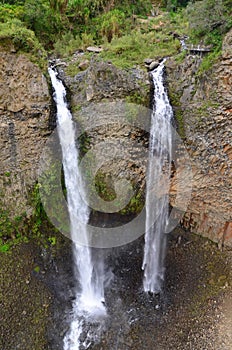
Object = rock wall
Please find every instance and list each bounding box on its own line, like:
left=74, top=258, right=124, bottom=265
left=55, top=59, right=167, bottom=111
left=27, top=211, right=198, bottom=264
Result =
left=1, top=38, right=231, bottom=248
left=167, top=29, right=232, bottom=248
left=0, top=48, right=50, bottom=218
left=58, top=60, right=151, bottom=215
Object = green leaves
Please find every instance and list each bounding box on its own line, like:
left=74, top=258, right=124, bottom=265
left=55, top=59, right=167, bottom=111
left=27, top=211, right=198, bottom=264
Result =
left=186, top=0, right=232, bottom=44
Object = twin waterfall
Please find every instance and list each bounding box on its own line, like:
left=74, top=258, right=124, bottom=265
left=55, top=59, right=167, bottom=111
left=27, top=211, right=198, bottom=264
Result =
left=49, top=60, right=172, bottom=348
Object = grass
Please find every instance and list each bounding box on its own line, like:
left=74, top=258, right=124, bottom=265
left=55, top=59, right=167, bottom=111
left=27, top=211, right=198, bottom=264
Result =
left=99, top=29, right=180, bottom=69
left=196, top=50, right=221, bottom=77
left=97, top=10, right=190, bottom=69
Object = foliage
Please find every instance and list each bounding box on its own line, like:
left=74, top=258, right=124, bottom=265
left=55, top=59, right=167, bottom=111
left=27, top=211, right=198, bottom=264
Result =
left=0, top=208, right=29, bottom=253
left=164, top=0, right=190, bottom=12
left=0, top=209, right=14, bottom=240
left=80, top=32, right=95, bottom=48
left=120, top=191, right=144, bottom=215
left=186, top=0, right=232, bottom=48
left=0, top=3, right=24, bottom=22
left=0, top=18, right=45, bottom=53
left=100, top=28, right=180, bottom=69
left=22, top=0, right=67, bottom=47
left=114, top=0, right=152, bottom=17
left=196, top=49, right=222, bottom=77
left=95, top=9, right=126, bottom=42
left=95, top=172, right=116, bottom=202
left=54, top=31, right=82, bottom=56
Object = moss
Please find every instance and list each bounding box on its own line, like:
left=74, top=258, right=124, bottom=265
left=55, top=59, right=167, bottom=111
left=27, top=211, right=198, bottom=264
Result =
left=196, top=50, right=221, bottom=78
left=120, top=191, right=145, bottom=215
left=175, top=108, right=185, bottom=139
left=193, top=101, right=221, bottom=126
left=126, top=86, right=149, bottom=107
left=95, top=172, right=117, bottom=202
left=168, top=90, right=185, bottom=139
left=65, top=61, right=81, bottom=77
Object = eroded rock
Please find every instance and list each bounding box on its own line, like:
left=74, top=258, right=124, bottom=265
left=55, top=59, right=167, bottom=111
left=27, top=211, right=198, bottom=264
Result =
left=167, top=29, right=232, bottom=248
left=0, top=48, right=50, bottom=217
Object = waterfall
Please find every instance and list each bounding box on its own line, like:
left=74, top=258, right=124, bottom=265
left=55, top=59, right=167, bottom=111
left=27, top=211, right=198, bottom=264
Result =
left=48, top=68, right=106, bottom=350
left=142, top=61, right=173, bottom=293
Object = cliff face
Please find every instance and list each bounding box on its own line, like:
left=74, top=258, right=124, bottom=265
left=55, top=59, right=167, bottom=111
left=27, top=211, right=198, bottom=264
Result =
left=167, top=29, right=232, bottom=248
left=58, top=60, right=151, bottom=215
left=1, top=31, right=231, bottom=248
left=0, top=49, right=50, bottom=218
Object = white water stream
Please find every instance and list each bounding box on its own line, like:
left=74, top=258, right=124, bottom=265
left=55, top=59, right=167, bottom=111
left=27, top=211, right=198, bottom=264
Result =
left=142, top=61, right=173, bottom=293
left=48, top=68, right=106, bottom=350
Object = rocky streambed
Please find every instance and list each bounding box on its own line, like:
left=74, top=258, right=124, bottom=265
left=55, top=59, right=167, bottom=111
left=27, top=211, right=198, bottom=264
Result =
left=1, top=227, right=231, bottom=350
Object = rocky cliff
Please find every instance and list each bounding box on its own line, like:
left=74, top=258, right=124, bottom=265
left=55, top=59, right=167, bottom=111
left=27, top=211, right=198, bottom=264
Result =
left=0, top=48, right=50, bottom=220
left=167, top=29, right=232, bottom=248
left=1, top=31, right=231, bottom=248
left=58, top=59, right=151, bottom=215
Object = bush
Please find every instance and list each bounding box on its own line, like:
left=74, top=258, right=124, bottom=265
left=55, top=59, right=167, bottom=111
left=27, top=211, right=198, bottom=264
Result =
left=80, top=32, right=95, bottom=48
left=0, top=18, right=46, bottom=54
left=0, top=3, right=24, bottom=22
left=54, top=32, right=82, bottom=56
left=23, top=0, right=67, bottom=47
left=186, top=0, right=232, bottom=47
left=95, top=9, right=126, bottom=42
left=100, top=28, right=180, bottom=68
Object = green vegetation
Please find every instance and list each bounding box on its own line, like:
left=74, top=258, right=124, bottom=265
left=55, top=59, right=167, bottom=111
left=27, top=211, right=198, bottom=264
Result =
left=185, top=0, right=232, bottom=73
left=0, top=0, right=231, bottom=73
left=95, top=172, right=116, bottom=202
left=196, top=49, right=222, bottom=77
left=186, top=0, right=231, bottom=45
left=100, top=29, right=180, bottom=69
left=0, top=207, right=29, bottom=252
left=0, top=18, right=45, bottom=54
left=0, top=179, right=63, bottom=253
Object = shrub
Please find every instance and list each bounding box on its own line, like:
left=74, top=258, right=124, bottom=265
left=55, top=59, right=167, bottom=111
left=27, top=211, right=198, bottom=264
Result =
left=0, top=3, right=24, bottom=23
left=0, top=18, right=46, bottom=55
left=80, top=32, right=95, bottom=49
left=95, top=9, right=126, bottom=42
left=54, top=31, right=82, bottom=56
left=186, top=0, right=232, bottom=47
left=23, top=0, right=67, bottom=47
left=100, top=29, right=180, bottom=68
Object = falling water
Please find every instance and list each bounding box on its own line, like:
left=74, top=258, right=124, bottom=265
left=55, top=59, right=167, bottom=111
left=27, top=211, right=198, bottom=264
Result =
left=48, top=68, right=106, bottom=350
left=142, top=61, right=173, bottom=293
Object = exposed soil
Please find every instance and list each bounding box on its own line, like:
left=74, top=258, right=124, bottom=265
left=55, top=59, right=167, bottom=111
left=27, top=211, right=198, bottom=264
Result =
left=0, top=227, right=231, bottom=350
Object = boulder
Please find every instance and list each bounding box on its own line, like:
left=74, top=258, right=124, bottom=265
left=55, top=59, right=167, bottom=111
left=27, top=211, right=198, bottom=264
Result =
left=144, top=58, right=153, bottom=65
left=86, top=46, right=103, bottom=53
left=149, top=61, right=159, bottom=71
left=78, top=59, right=90, bottom=71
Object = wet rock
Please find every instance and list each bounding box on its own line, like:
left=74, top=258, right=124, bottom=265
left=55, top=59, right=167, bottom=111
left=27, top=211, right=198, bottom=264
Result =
left=149, top=61, right=159, bottom=71
left=60, top=59, right=150, bottom=215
